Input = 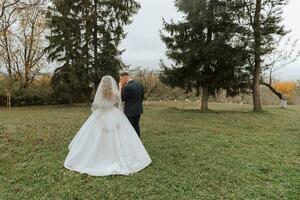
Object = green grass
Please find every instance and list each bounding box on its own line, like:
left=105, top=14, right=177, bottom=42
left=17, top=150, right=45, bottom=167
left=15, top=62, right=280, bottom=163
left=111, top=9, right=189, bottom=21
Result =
left=0, top=102, right=299, bottom=199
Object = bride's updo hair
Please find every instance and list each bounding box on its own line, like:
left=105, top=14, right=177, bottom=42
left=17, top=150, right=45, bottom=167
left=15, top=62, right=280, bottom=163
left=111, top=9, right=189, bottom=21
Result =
left=100, top=76, right=113, bottom=100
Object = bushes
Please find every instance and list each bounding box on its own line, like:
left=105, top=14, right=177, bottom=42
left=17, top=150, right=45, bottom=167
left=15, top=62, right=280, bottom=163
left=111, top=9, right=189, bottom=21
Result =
left=0, top=79, right=55, bottom=106
left=12, top=84, right=54, bottom=106
left=0, top=78, right=89, bottom=106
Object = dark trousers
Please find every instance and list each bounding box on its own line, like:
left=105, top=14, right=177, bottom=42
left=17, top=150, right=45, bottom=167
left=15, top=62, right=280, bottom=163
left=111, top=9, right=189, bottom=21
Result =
left=127, top=115, right=141, bottom=137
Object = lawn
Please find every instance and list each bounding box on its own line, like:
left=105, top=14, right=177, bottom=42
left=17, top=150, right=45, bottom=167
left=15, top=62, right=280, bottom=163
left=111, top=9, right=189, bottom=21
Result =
left=0, top=102, right=299, bottom=199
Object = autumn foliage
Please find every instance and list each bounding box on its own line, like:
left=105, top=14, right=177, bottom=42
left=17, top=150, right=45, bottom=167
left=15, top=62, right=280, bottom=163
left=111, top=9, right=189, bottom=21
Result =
left=274, top=81, right=298, bottom=99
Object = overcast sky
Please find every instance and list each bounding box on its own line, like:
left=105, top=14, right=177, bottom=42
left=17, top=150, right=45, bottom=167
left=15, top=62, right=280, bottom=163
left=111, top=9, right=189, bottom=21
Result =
left=120, top=0, right=300, bottom=81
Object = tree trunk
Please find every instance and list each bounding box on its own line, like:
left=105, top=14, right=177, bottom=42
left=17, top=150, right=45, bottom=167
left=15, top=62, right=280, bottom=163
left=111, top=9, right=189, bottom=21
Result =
left=6, top=88, right=11, bottom=109
left=201, top=86, right=209, bottom=111
left=200, top=0, right=213, bottom=111
left=269, top=67, right=273, bottom=85
left=93, top=0, right=98, bottom=70
left=261, top=82, right=288, bottom=108
left=280, top=99, right=287, bottom=109
left=3, top=28, right=13, bottom=78
left=252, top=0, right=262, bottom=112
left=68, top=97, right=73, bottom=105
left=261, top=82, right=284, bottom=99
left=3, top=28, right=13, bottom=109
left=24, top=61, right=30, bottom=88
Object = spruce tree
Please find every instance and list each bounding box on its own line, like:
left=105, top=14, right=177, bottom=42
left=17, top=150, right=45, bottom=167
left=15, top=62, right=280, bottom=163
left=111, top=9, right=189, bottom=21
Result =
left=46, top=0, right=140, bottom=103
left=160, top=0, right=250, bottom=110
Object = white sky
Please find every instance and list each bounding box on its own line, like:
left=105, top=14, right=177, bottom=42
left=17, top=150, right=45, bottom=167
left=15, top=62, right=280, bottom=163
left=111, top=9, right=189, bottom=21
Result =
left=120, top=0, right=300, bottom=81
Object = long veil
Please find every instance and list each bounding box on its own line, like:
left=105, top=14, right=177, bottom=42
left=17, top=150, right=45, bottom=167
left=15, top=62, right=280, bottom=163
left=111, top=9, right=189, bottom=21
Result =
left=91, top=75, right=123, bottom=112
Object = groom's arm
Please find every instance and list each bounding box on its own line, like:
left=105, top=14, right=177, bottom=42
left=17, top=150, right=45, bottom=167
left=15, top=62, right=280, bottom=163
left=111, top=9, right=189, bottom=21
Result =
left=121, top=86, right=128, bottom=102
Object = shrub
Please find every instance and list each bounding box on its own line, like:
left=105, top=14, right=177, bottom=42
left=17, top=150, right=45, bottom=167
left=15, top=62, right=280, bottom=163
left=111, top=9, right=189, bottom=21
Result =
left=12, top=83, right=55, bottom=106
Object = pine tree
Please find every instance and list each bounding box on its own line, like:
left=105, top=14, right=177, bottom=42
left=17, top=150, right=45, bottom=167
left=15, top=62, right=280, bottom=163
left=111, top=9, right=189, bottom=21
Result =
left=46, top=0, right=140, bottom=103
left=160, top=0, right=250, bottom=110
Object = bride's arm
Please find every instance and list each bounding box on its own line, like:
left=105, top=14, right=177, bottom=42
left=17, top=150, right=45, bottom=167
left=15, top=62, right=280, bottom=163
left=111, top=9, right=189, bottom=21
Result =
left=112, top=90, right=121, bottom=102
left=113, top=90, right=123, bottom=111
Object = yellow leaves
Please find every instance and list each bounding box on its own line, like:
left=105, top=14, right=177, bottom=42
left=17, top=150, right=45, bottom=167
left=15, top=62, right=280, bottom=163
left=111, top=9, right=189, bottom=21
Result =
left=0, top=75, right=6, bottom=80
left=274, top=81, right=298, bottom=98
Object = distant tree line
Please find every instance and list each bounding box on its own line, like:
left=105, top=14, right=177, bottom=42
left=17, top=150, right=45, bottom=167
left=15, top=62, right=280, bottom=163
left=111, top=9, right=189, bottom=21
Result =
left=1, top=68, right=299, bottom=106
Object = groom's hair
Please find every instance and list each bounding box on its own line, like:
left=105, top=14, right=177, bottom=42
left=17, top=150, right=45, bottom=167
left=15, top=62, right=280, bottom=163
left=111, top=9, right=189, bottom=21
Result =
left=120, top=72, right=129, bottom=77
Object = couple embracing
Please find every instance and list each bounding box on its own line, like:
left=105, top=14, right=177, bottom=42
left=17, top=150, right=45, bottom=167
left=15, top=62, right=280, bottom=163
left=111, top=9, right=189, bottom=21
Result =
left=64, top=72, right=151, bottom=176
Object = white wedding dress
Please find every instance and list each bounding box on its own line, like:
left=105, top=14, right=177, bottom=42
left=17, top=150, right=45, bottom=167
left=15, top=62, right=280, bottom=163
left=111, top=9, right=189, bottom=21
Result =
left=64, top=76, right=151, bottom=176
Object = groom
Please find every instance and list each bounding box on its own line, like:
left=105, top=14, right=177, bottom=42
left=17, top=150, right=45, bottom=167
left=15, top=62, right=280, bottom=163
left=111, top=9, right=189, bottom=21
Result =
left=119, top=72, right=144, bottom=138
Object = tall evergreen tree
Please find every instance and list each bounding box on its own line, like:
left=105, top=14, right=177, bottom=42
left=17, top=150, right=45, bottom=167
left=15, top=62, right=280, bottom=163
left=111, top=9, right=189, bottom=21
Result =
left=160, top=0, right=250, bottom=110
left=46, top=0, right=140, bottom=103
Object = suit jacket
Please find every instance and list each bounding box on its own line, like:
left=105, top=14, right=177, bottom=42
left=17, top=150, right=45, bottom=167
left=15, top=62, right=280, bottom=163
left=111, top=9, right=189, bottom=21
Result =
left=122, top=80, right=144, bottom=117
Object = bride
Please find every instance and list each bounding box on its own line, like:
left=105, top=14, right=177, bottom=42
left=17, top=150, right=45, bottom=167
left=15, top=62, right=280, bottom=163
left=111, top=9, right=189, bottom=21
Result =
left=64, top=75, right=152, bottom=176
